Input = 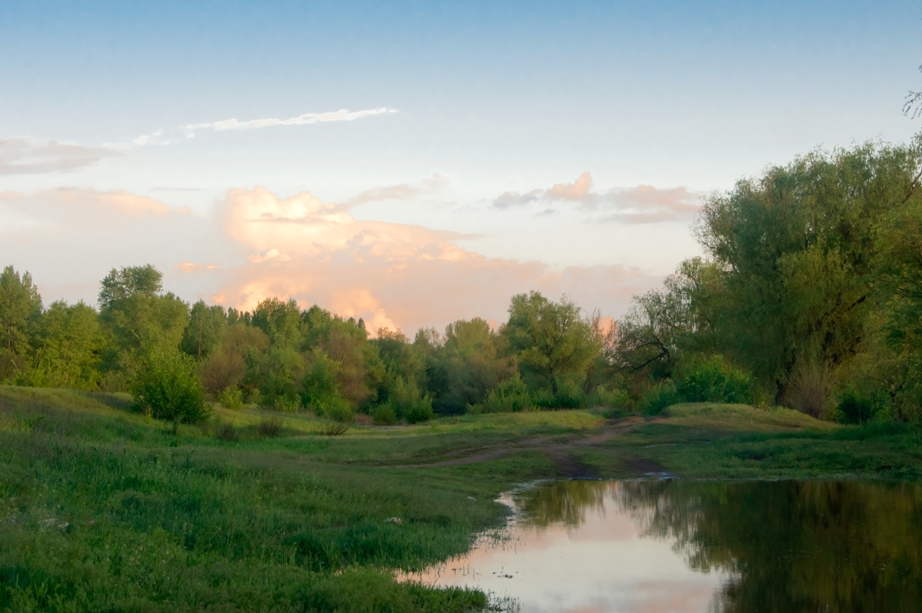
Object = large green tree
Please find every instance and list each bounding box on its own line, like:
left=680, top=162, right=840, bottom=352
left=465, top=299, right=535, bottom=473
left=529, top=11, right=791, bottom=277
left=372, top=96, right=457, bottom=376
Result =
left=30, top=301, right=104, bottom=389
left=98, top=265, right=189, bottom=380
left=695, top=140, right=922, bottom=403
left=503, top=292, right=600, bottom=394
left=0, top=266, right=42, bottom=381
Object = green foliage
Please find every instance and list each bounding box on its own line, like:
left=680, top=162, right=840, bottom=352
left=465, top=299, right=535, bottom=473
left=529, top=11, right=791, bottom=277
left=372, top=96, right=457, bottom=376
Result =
left=26, top=300, right=104, bottom=389
left=378, top=375, right=433, bottom=423
left=532, top=377, right=587, bottom=410
left=180, top=300, right=227, bottom=359
left=371, top=403, right=398, bottom=425
left=504, top=292, right=602, bottom=395
left=430, top=318, right=517, bottom=415
left=675, top=356, right=756, bottom=404
left=217, top=386, right=244, bottom=410
left=695, top=141, right=922, bottom=400
left=638, top=380, right=681, bottom=416
left=470, top=374, right=532, bottom=414
left=98, top=266, right=189, bottom=381
left=130, top=350, right=210, bottom=429
left=0, top=265, right=42, bottom=381
left=591, top=385, right=635, bottom=411
left=837, top=387, right=886, bottom=425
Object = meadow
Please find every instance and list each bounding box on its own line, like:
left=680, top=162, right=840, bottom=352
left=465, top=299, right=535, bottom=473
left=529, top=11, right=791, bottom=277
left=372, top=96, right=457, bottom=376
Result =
left=2, top=386, right=922, bottom=612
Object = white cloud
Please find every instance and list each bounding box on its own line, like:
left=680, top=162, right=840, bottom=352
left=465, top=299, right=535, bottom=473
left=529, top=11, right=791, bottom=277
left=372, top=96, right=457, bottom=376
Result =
left=186, top=107, right=396, bottom=133
left=0, top=137, right=121, bottom=176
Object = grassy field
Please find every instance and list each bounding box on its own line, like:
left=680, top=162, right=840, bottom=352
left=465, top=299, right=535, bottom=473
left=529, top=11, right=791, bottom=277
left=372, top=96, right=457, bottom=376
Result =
left=2, top=386, right=922, bottom=612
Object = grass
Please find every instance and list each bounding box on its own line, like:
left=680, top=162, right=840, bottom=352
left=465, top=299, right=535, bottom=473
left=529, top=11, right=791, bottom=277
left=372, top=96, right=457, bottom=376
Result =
left=1, top=388, right=921, bottom=612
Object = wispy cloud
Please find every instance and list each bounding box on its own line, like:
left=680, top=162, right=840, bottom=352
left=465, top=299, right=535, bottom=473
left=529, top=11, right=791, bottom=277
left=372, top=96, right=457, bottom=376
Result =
left=345, top=172, right=448, bottom=207
left=186, top=107, right=396, bottom=133
left=494, top=171, right=701, bottom=224
left=2, top=107, right=398, bottom=173
left=0, top=137, right=121, bottom=176
left=175, top=261, right=219, bottom=273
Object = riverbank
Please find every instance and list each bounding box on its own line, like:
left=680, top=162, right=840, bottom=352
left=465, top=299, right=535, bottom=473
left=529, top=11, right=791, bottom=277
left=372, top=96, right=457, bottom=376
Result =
left=2, top=386, right=921, bottom=612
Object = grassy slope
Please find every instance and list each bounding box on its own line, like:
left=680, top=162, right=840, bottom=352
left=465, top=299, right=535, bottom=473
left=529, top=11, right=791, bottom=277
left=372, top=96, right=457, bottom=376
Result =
left=1, top=387, right=921, bottom=612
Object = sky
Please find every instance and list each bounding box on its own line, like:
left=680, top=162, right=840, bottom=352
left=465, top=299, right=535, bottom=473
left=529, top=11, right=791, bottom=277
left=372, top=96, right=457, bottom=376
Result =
left=1, top=0, right=920, bottom=334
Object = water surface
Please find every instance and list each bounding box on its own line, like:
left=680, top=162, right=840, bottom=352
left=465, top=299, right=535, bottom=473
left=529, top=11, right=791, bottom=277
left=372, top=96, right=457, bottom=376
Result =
left=408, top=479, right=922, bottom=612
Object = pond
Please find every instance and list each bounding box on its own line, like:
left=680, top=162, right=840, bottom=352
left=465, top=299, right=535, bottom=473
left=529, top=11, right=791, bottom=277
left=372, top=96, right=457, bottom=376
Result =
left=405, top=479, right=922, bottom=612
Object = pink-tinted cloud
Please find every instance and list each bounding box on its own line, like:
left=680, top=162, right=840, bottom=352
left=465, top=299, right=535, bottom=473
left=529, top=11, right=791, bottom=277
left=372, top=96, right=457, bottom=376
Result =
left=345, top=173, right=448, bottom=207
left=0, top=185, right=662, bottom=334
left=493, top=171, right=701, bottom=223
left=212, top=187, right=658, bottom=334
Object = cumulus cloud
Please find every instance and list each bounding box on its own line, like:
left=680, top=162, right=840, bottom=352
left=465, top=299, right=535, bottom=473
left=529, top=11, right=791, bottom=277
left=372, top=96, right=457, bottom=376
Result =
left=0, top=184, right=661, bottom=335
left=211, top=187, right=657, bottom=335
left=0, top=137, right=120, bottom=176
left=493, top=171, right=701, bottom=223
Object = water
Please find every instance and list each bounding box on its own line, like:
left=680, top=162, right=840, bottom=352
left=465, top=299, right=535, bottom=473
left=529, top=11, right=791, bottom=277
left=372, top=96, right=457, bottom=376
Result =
left=407, top=479, right=922, bottom=612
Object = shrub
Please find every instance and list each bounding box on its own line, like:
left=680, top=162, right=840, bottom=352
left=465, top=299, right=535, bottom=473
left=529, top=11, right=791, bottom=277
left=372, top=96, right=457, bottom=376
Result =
left=470, top=375, right=531, bottom=414
left=383, top=376, right=433, bottom=423
left=272, top=395, right=302, bottom=413
left=405, top=399, right=435, bottom=424
left=215, top=421, right=239, bottom=442
left=131, top=350, right=210, bottom=432
left=785, top=359, right=834, bottom=417
left=319, top=421, right=349, bottom=436
left=256, top=415, right=284, bottom=438
left=371, top=404, right=397, bottom=425
left=675, top=356, right=755, bottom=404
left=591, top=386, right=635, bottom=411
left=837, top=387, right=885, bottom=425
left=638, top=380, right=681, bottom=416
left=320, top=395, right=356, bottom=423
left=218, top=387, right=244, bottom=410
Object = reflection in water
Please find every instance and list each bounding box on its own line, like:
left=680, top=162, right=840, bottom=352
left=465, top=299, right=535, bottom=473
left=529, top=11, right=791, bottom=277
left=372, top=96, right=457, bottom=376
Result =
left=408, top=479, right=922, bottom=613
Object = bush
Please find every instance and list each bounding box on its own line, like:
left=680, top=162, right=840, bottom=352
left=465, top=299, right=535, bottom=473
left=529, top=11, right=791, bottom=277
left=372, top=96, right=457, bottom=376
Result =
left=272, top=395, right=302, bottom=413
left=531, top=379, right=586, bottom=410
left=638, top=380, right=681, bottom=416
left=382, top=376, right=434, bottom=423
left=837, top=387, right=885, bottom=425
left=218, top=387, right=244, bottom=410
left=215, top=421, right=239, bottom=442
left=320, top=395, right=356, bottom=423
left=131, top=350, right=210, bottom=432
left=591, top=386, right=635, bottom=411
left=470, top=375, right=531, bottom=414
left=371, top=404, right=397, bottom=425
left=256, top=415, right=284, bottom=438
left=405, top=400, right=435, bottom=424
left=675, top=356, right=756, bottom=404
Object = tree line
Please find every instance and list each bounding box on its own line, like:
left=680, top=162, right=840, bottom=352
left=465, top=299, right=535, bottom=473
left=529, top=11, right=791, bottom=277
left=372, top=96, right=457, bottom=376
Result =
left=0, top=265, right=611, bottom=426
left=3, top=136, right=922, bottom=425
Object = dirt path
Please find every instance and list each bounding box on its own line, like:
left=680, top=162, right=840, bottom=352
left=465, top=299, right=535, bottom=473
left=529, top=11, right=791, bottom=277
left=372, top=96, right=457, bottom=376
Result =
left=391, top=416, right=659, bottom=478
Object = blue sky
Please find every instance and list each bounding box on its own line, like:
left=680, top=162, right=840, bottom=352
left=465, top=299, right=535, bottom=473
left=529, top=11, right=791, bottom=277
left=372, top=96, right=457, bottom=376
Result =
left=1, top=1, right=920, bottom=332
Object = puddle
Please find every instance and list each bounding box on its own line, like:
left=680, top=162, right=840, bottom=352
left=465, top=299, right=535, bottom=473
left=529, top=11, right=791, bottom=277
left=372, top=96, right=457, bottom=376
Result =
left=404, top=479, right=922, bottom=612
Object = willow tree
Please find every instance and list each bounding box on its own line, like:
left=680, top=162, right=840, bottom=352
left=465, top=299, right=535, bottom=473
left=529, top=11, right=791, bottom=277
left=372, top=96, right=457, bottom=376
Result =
left=696, top=139, right=922, bottom=403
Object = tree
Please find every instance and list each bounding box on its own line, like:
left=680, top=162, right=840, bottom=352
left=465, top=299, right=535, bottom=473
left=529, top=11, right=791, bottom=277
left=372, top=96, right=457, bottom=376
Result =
left=503, top=292, right=601, bottom=394
left=181, top=300, right=227, bottom=359
left=98, top=265, right=189, bottom=379
left=433, top=318, right=517, bottom=414
left=30, top=301, right=104, bottom=389
left=0, top=266, right=42, bottom=381
left=695, top=141, right=922, bottom=403
left=131, top=349, right=210, bottom=433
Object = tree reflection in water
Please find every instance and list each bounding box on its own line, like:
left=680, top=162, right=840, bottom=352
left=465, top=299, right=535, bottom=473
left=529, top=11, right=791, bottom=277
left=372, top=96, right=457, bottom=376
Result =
left=514, top=479, right=922, bottom=612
